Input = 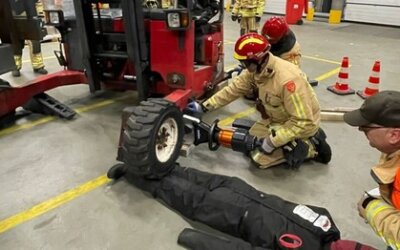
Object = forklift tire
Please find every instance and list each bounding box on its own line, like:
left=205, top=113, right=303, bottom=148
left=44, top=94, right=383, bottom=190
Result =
left=122, top=99, right=184, bottom=179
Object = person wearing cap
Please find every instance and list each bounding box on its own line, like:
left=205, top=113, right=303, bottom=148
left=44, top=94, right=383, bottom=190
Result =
left=187, top=33, right=332, bottom=169
left=343, top=90, right=400, bottom=250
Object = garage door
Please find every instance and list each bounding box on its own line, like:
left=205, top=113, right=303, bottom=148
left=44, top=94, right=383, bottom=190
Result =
left=344, top=0, right=400, bottom=26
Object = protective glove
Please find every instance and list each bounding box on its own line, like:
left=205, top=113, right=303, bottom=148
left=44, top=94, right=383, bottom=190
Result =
left=282, top=139, right=309, bottom=169
left=186, top=101, right=207, bottom=115
left=255, top=15, right=261, bottom=23
left=259, top=136, right=275, bottom=154
left=231, top=13, right=238, bottom=22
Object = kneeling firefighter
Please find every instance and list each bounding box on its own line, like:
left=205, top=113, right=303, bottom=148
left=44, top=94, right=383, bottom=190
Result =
left=187, top=33, right=332, bottom=169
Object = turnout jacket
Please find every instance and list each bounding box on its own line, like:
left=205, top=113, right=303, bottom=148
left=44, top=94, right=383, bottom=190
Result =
left=203, top=53, right=320, bottom=147
left=128, top=164, right=341, bottom=249
left=231, top=0, right=265, bottom=17
left=365, top=149, right=400, bottom=249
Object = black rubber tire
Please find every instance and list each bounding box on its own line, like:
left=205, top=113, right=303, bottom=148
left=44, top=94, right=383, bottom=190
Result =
left=122, top=98, right=184, bottom=179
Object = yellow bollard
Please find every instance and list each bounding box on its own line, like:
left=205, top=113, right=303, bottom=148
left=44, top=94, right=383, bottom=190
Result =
left=329, top=9, right=342, bottom=24
left=306, top=1, right=314, bottom=21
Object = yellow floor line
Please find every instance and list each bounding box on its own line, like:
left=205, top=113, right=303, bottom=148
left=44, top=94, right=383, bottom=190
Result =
left=315, top=66, right=341, bottom=82
left=0, top=64, right=239, bottom=137
left=0, top=107, right=255, bottom=234
left=302, top=55, right=342, bottom=65
left=0, top=175, right=110, bottom=234
left=0, top=65, right=341, bottom=234
left=218, top=107, right=256, bottom=126
left=0, top=96, right=130, bottom=138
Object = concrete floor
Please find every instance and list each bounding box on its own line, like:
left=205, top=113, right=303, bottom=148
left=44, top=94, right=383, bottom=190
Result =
left=1, top=14, right=399, bottom=249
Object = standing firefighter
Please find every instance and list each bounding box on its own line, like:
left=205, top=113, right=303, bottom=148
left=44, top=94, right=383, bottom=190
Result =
left=9, top=0, right=48, bottom=77
left=231, top=0, right=265, bottom=35
left=188, top=33, right=332, bottom=169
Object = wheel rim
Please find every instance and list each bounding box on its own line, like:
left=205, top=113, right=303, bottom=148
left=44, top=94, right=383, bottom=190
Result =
left=155, top=117, right=179, bottom=163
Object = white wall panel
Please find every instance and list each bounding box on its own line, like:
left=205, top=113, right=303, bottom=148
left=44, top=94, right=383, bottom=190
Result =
left=346, top=0, right=400, bottom=6
left=344, top=3, right=400, bottom=26
left=265, top=0, right=286, bottom=14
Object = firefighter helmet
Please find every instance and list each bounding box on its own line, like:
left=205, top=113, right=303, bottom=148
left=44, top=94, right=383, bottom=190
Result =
left=261, top=16, right=289, bottom=44
left=233, top=33, right=271, bottom=61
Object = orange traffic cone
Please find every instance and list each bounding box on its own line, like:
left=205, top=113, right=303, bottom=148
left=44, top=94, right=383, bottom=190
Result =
left=327, top=56, right=355, bottom=95
left=357, top=60, right=381, bottom=99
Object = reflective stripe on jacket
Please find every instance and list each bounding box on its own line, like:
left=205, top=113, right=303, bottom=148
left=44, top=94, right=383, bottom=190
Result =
left=203, top=53, right=320, bottom=147
left=232, top=0, right=265, bottom=17
left=366, top=150, right=400, bottom=249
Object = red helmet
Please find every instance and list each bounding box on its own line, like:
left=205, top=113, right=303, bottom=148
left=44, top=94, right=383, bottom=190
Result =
left=233, top=33, right=271, bottom=61
left=261, top=16, right=289, bottom=44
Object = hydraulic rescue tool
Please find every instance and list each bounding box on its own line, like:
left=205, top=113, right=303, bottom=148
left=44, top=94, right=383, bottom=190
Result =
left=183, top=114, right=262, bottom=154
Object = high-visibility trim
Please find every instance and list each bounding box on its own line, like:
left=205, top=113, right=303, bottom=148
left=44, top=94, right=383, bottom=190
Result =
left=367, top=82, right=379, bottom=90
left=238, top=37, right=265, bottom=50
left=234, top=52, right=247, bottom=60
left=366, top=200, right=392, bottom=227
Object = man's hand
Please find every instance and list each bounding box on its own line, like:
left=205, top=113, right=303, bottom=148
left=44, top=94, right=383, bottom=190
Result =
left=231, top=13, right=238, bottom=22
left=260, top=137, right=275, bottom=154
left=255, top=15, right=261, bottom=23
left=357, top=196, right=368, bottom=219
left=357, top=194, right=376, bottom=219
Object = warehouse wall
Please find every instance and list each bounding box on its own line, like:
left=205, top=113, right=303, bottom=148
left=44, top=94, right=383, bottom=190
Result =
left=263, top=0, right=400, bottom=26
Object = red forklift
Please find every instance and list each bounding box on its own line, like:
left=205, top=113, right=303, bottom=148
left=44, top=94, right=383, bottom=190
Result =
left=1, top=0, right=232, bottom=177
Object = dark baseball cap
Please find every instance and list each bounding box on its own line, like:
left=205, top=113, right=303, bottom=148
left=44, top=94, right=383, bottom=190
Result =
left=343, top=90, right=400, bottom=127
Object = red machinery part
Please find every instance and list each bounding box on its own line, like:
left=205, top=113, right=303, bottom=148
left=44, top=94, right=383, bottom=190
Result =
left=0, top=70, right=87, bottom=117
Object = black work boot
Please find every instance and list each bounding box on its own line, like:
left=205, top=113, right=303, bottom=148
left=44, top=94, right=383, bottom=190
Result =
left=311, top=128, right=332, bottom=164
left=12, top=69, right=21, bottom=77
left=33, top=67, right=48, bottom=75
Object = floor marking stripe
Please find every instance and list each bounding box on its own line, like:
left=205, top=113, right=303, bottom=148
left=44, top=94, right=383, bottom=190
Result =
left=315, top=66, right=341, bottom=82
left=0, top=96, right=129, bottom=138
left=302, top=55, right=342, bottom=65
left=0, top=64, right=342, bottom=234
left=0, top=175, right=110, bottom=234
left=218, top=107, right=256, bottom=126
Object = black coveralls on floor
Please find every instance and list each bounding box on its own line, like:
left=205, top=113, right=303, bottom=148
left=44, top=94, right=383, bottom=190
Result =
left=127, top=164, right=341, bottom=249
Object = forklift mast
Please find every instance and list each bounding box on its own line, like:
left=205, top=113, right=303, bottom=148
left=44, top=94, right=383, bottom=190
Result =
left=73, top=0, right=149, bottom=100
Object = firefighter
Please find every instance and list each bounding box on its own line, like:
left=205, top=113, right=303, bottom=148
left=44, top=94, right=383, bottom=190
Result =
left=231, top=0, right=265, bottom=35
left=10, top=0, right=48, bottom=77
left=188, top=33, right=331, bottom=169
left=344, top=90, right=400, bottom=250
left=260, top=16, right=319, bottom=88
left=261, top=16, right=301, bottom=66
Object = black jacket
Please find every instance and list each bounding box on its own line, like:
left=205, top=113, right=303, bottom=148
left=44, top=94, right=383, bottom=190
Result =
left=127, top=164, right=341, bottom=249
